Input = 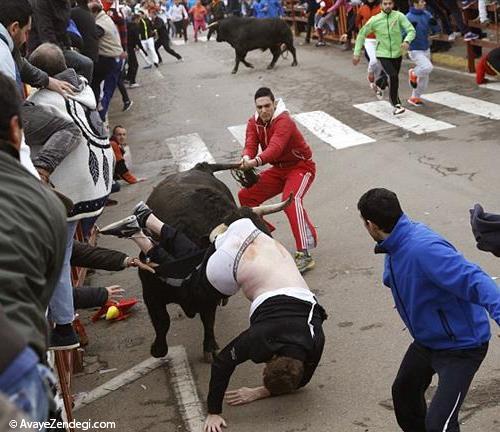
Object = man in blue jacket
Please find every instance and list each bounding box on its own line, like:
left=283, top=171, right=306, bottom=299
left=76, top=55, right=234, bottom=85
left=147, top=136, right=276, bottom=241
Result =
left=406, top=0, right=440, bottom=107
left=358, top=188, right=500, bottom=432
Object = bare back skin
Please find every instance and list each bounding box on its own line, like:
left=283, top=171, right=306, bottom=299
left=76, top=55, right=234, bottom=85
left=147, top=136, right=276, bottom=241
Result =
left=236, top=232, right=310, bottom=302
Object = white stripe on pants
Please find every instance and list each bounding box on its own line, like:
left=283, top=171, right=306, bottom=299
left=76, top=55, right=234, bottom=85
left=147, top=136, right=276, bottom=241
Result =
left=408, top=49, right=433, bottom=98
left=364, top=38, right=383, bottom=79
left=141, top=37, right=159, bottom=65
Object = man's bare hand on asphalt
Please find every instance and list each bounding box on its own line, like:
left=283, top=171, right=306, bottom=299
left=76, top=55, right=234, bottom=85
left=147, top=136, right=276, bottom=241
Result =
left=352, top=55, right=360, bottom=66
left=47, top=77, right=76, bottom=98
left=203, top=414, right=227, bottom=432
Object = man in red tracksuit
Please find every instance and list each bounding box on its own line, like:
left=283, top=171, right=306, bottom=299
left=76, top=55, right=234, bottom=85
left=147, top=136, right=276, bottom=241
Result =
left=238, top=87, right=317, bottom=273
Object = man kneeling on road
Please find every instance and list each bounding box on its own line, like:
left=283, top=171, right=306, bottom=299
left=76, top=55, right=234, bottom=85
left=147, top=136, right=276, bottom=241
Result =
left=203, top=216, right=327, bottom=432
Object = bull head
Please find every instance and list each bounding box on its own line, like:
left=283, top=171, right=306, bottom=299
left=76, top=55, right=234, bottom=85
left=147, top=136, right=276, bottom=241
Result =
left=252, top=193, right=293, bottom=216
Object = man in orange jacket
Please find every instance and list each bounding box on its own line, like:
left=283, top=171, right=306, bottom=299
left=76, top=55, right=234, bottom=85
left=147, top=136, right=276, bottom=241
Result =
left=110, top=125, right=144, bottom=184
left=238, top=87, right=317, bottom=273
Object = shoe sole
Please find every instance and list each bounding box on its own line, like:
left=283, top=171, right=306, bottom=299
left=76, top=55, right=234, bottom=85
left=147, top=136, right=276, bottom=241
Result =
left=49, top=342, right=80, bottom=351
left=407, top=99, right=423, bottom=107
left=98, top=215, right=138, bottom=234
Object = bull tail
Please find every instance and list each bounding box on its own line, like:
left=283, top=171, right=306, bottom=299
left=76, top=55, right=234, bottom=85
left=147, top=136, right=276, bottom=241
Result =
left=195, top=162, right=241, bottom=173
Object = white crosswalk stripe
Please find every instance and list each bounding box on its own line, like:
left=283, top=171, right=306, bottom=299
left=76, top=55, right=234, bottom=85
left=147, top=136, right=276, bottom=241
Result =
left=480, top=82, right=500, bottom=92
left=422, top=91, right=500, bottom=120
left=227, top=125, right=246, bottom=147
left=353, top=100, right=456, bottom=134
left=293, top=111, right=375, bottom=149
left=165, top=133, right=215, bottom=171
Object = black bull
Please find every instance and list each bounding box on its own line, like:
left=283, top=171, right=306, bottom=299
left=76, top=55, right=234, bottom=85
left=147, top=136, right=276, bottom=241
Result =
left=211, top=17, right=298, bottom=74
left=138, top=163, right=281, bottom=363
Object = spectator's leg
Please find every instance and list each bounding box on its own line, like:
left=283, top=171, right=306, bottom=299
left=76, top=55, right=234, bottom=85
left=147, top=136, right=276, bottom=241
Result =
left=442, top=0, right=468, bottom=33
left=426, top=344, right=488, bottom=432
left=282, top=166, right=317, bottom=251
left=140, top=40, right=153, bottom=66
left=409, top=49, right=433, bottom=98
left=4, top=361, right=54, bottom=423
left=478, top=0, right=488, bottom=22
left=127, top=49, right=139, bottom=83
left=392, top=342, right=434, bottom=432
left=90, top=56, right=109, bottom=105
left=379, top=56, right=403, bottom=106
left=146, top=37, right=160, bottom=65
left=64, top=50, right=94, bottom=82
left=99, top=58, right=122, bottom=120
left=48, top=221, right=78, bottom=347
left=155, top=38, right=164, bottom=63
left=161, top=37, right=182, bottom=60
left=305, top=10, right=315, bottom=43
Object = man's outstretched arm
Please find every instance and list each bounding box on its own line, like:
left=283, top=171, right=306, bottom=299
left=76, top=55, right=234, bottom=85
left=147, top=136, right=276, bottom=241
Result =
left=225, top=386, right=271, bottom=406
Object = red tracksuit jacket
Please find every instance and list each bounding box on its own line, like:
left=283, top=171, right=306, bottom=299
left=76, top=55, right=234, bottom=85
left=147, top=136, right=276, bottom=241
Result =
left=243, top=99, right=313, bottom=168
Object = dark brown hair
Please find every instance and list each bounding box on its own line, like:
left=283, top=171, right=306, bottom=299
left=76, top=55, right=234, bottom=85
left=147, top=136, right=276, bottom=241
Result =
left=263, top=356, right=304, bottom=395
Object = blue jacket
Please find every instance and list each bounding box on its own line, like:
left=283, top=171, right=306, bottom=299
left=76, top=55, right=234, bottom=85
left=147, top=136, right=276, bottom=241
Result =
left=267, top=0, right=283, bottom=17
left=378, top=214, right=500, bottom=350
left=253, top=0, right=269, bottom=18
left=405, top=8, right=440, bottom=51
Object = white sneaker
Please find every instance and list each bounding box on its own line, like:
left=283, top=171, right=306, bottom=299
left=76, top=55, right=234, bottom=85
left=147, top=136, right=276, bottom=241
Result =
left=393, top=104, right=406, bottom=115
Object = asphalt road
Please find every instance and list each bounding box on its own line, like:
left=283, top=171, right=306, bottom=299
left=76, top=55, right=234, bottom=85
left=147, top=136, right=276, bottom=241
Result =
left=74, top=31, right=500, bottom=432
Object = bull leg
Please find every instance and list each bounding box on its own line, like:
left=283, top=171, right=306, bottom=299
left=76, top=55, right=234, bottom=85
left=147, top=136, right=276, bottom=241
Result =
left=232, top=52, right=241, bottom=74
left=268, top=46, right=281, bottom=70
left=199, top=302, right=219, bottom=363
left=287, top=43, right=298, bottom=67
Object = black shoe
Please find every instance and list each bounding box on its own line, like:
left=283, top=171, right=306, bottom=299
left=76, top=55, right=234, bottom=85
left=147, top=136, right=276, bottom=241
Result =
left=133, top=201, right=153, bottom=229
left=122, top=100, right=133, bottom=112
left=49, top=327, right=80, bottom=350
left=98, top=215, right=141, bottom=238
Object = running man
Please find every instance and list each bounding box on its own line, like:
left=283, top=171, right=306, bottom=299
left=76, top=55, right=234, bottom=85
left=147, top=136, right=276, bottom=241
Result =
left=238, top=87, right=317, bottom=273
left=353, top=0, right=416, bottom=115
left=406, top=0, right=440, bottom=106
left=358, top=188, right=500, bottom=432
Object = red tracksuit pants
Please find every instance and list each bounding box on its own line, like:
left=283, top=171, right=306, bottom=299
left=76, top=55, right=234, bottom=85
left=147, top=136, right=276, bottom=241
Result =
left=238, top=160, right=317, bottom=251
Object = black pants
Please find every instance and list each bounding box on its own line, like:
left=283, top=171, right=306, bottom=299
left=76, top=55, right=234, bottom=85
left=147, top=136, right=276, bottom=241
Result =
left=378, top=56, right=403, bottom=106
left=155, top=36, right=182, bottom=62
left=174, top=20, right=187, bottom=41
left=127, top=48, right=138, bottom=84
left=392, top=341, right=488, bottom=432
left=305, top=10, right=316, bottom=43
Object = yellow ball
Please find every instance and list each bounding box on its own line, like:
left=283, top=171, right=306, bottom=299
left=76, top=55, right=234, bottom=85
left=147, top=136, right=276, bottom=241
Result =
left=106, top=305, right=119, bottom=320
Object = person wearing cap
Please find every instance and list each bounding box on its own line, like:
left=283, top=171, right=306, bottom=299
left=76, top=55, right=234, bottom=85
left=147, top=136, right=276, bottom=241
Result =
left=358, top=188, right=500, bottom=432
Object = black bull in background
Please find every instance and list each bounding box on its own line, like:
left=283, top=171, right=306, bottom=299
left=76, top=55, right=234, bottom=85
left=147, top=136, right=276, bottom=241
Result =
left=138, top=162, right=290, bottom=362
left=210, top=16, right=298, bottom=74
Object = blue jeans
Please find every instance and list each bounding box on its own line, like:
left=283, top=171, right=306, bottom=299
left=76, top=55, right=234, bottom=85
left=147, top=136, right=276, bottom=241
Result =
left=5, top=364, right=54, bottom=429
left=49, top=221, right=77, bottom=324
left=100, top=58, right=123, bottom=120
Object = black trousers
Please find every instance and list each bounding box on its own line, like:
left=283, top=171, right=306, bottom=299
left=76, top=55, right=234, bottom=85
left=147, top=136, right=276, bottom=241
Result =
left=127, top=48, right=139, bottom=84
left=378, top=56, right=403, bottom=106
left=305, top=9, right=316, bottom=43
left=392, top=341, right=488, bottom=432
left=155, top=36, right=182, bottom=62
left=174, top=20, right=187, bottom=41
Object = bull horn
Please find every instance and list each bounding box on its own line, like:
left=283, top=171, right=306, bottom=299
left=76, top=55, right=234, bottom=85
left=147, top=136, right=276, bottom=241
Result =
left=252, top=193, right=293, bottom=216
left=209, top=163, right=241, bottom=172
left=207, top=21, right=219, bottom=29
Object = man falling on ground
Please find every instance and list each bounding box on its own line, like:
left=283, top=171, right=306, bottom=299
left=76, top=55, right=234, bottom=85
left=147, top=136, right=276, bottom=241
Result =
left=238, top=87, right=318, bottom=273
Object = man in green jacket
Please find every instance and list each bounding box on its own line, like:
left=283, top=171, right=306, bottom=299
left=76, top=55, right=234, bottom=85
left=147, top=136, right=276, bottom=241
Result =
left=353, top=0, right=415, bottom=115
